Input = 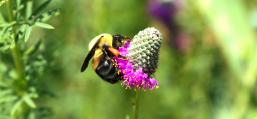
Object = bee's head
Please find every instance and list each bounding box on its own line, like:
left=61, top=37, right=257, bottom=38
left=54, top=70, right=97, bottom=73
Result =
left=112, top=34, right=124, bottom=48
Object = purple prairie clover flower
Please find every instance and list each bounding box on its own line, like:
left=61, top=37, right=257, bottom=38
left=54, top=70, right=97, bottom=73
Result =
left=113, top=41, right=159, bottom=90
left=148, top=0, right=190, bottom=52
left=148, top=0, right=177, bottom=26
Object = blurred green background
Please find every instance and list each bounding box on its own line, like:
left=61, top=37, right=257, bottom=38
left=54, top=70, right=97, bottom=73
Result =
left=1, top=0, right=257, bottom=119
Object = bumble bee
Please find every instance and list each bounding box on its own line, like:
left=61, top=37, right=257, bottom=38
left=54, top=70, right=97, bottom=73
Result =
left=81, top=34, right=129, bottom=83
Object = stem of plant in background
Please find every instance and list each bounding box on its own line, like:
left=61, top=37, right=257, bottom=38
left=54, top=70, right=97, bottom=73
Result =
left=7, top=0, right=27, bottom=89
left=134, top=89, right=141, bottom=119
left=1, top=0, right=59, bottom=118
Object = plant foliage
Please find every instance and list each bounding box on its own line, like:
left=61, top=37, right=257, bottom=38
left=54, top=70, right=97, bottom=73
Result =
left=0, top=0, right=58, bottom=118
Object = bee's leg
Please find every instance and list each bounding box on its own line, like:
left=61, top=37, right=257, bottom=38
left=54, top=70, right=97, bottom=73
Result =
left=102, top=45, right=112, bottom=58
left=102, top=45, right=120, bottom=57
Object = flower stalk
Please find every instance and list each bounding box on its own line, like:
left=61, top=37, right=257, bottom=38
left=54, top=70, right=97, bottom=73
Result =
left=134, top=89, right=141, bottom=119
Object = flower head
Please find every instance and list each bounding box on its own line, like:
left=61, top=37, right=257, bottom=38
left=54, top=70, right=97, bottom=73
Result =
left=113, top=27, right=162, bottom=90
left=114, top=41, right=159, bottom=90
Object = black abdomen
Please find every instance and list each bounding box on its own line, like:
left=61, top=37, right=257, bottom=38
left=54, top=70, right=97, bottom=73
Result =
left=95, top=58, right=121, bottom=84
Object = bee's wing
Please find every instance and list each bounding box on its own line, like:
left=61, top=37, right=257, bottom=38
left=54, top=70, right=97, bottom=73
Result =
left=81, top=48, right=96, bottom=72
left=81, top=37, right=102, bottom=72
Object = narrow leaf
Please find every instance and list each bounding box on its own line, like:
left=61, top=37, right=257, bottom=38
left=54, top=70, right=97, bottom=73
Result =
left=32, top=0, right=52, bottom=15
left=35, top=9, right=60, bottom=22
left=0, top=21, right=16, bottom=28
left=26, top=1, right=33, bottom=18
left=23, top=95, right=36, bottom=108
left=10, top=39, right=15, bottom=48
left=0, top=95, right=17, bottom=104
left=16, top=0, right=21, bottom=8
left=11, top=99, right=23, bottom=117
left=24, top=40, right=42, bottom=56
left=24, top=26, right=32, bottom=42
left=0, top=90, right=12, bottom=97
left=34, top=22, right=54, bottom=29
left=0, top=12, right=5, bottom=24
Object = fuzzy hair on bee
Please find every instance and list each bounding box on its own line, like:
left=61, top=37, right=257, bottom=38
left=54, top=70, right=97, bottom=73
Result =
left=81, top=34, right=129, bottom=83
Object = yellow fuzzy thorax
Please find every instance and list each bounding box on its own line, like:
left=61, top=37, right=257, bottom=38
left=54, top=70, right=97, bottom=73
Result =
left=88, top=34, right=113, bottom=67
left=88, top=33, right=113, bottom=51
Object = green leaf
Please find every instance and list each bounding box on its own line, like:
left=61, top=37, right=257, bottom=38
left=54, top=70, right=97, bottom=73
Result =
left=35, top=9, right=60, bottom=22
left=0, top=21, right=16, bottom=28
left=34, top=22, right=54, bottom=29
left=16, top=4, right=25, bottom=12
left=24, top=40, right=42, bottom=56
left=0, top=90, right=12, bottom=97
left=0, top=82, right=8, bottom=88
left=24, top=25, right=32, bottom=42
left=16, top=0, right=21, bottom=8
left=32, top=0, right=52, bottom=16
left=11, top=99, right=23, bottom=117
left=0, top=95, right=17, bottom=104
left=9, top=69, right=18, bottom=79
left=23, top=95, right=36, bottom=108
left=125, top=115, right=130, bottom=119
left=0, top=0, right=7, bottom=7
left=26, top=1, right=33, bottom=18
left=10, top=38, right=15, bottom=48
left=0, top=12, right=5, bottom=24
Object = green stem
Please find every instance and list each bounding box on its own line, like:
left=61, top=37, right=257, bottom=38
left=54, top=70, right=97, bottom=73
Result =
left=134, top=89, right=141, bottom=119
left=7, top=0, right=26, bottom=90
left=6, top=0, right=28, bottom=118
left=6, top=0, right=14, bottom=21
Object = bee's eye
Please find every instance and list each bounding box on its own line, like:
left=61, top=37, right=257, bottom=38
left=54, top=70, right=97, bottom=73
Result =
left=113, top=35, right=123, bottom=42
left=113, top=34, right=124, bottom=48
